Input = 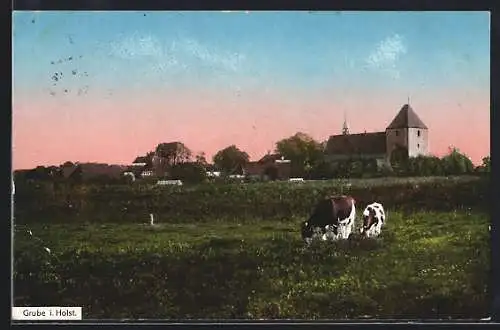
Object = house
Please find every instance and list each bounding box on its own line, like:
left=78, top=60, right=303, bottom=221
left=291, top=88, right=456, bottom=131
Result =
left=207, top=170, right=221, bottom=178
left=141, top=170, right=154, bottom=177
left=14, top=166, right=61, bottom=181
left=243, top=153, right=292, bottom=181
left=62, top=162, right=127, bottom=182
left=124, top=157, right=155, bottom=179
left=157, top=179, right=183, bottom=186
left=325, top=102, right=429, bottom=167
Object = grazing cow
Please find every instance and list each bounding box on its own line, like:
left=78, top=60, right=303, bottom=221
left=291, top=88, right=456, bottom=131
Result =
left=301, top=195, right=356, bottom=244
left=360, top=202, right=386, bottom=238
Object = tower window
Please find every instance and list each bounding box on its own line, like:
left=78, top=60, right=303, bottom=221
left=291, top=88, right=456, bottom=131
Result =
left=417, top=130, right=421, bottom=137
left=417, top=144, right=420, bottom=148
left=395, top=130, right=399, bottom=137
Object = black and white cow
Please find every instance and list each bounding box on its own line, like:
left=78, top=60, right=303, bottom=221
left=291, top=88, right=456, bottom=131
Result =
left=301, top=195, right=356, bottom=244
left=360, top=202, right=386, bottom=238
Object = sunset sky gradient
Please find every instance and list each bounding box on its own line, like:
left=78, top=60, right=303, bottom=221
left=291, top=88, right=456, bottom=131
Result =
left=12, top=11, right=490, bottom=169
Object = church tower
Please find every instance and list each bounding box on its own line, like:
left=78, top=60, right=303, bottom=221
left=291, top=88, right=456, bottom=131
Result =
left=342, top=111, right=349, bottom=135
left=385, top=101, right=429, bottom=160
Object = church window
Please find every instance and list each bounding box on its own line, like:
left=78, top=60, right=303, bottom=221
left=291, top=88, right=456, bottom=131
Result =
left=417, top=144, right=420, bottom=148
left=417, top=130, right=421, bottom=137
left=395, top=131, right=399, bottom=136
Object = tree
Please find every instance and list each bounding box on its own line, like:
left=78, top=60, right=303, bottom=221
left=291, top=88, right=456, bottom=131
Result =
left=361, top=158, right=379, bottom=178
left=155, top=142, right=192, bottom=165
left=212, top=145, right=250, bottom=175
left=474, top=155, right=490, bottom=175
left=482, top=156, right=491, bottom=171
left=26, top=166, right=50, bottom=181
left=154, top=142, right=192, bottom=176
left=350, top=160, right=364, bottom=178
left=331, top=160, right=352, bottom=179
left=425, top=156, right=444, bottom=176
left=195, top=152, right=208, bottom=166
left=405, top=155, right=444, bottom=177
left=275, top=132, right=324, bottom=177
left=483, top=156, right=491, bottom=171
left=440, top=147, right=474, bottom=175
left=390, top=144, right=409, bottom=175
left=170, top=162, right=208, bottom=184
left=309, top=160, right=333, bottom=179
left=263, top=166, right=279, bottom=181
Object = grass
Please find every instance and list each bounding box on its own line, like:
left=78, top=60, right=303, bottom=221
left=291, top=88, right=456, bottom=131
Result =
left=14, top=209, right=490, bottom=320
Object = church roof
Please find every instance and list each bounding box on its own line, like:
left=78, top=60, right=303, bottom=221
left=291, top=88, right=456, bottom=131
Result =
left=325, top=132, right=387, bottom=156
left=387, top=104, right=428, bottom=129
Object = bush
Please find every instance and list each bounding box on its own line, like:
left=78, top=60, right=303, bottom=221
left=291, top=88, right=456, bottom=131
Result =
left=406, top=156, right=444, bottom=177
left=170, top=162, right=208, bottom=184
left=475, top=156, right=490, bottom=175
left=440, top=148, right=474, bottom=175
left=13, top=176, right=488, bottom=225
left=308, top=160, right=333, bottom=180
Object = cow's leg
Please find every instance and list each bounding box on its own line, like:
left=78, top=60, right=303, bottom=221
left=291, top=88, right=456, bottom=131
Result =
left=343, top=203, right=356, bottom=239
left=328, top=225, right=340, bottom=241
left=337, top=224, right=344, bottom=240
left=339, top=223, right=350, bottom=240
left=325, top=225, right=335, bottom=241
left=320, top=227, right=328, bottom=241
left=345, top=222, right=353, bottom=239
left=312, top=227, right=321, bottom=241
left=374, top=218, right=383, bottom=236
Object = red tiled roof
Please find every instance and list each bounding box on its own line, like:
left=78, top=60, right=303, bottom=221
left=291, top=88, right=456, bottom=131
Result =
left=258, top=153, right=284, bottom=164
left=80, top=163, right=127, bottom=180
left=63, top=163, right=127, bottom=180
left=62, top=165, right=78, bottom=178
left=387, top=104, right=428, bottom=129
left=133, top=156, right=149, bottom=164
left=325, top=132, right=387, bottom=156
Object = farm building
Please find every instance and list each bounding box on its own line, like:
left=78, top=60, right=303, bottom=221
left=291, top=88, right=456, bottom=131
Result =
left=325, top=102, right=429, bottom=167
left=61, top=162, right=127, bottom=182
left=243, top=153, right=292, bottom=181
left=123, top=156, right=155, bottom=179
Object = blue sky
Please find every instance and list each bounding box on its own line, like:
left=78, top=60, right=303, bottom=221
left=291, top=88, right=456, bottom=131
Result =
left=13, top=11, right=490, bottom=93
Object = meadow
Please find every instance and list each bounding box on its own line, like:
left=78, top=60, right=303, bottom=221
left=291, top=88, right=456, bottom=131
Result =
left=13, top=176, right=491, bottom=319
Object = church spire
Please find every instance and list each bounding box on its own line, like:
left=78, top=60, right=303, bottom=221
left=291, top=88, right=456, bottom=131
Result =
left=342, top=111, right=349, bottom=135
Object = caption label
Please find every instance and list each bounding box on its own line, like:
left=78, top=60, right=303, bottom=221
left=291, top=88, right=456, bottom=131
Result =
left=12, top=307, right=82, bottom=320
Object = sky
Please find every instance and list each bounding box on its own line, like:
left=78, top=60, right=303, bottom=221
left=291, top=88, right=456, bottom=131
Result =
left=12, top=11, right=490, bottom=169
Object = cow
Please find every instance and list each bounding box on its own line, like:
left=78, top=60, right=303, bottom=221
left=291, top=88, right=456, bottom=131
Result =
left=360, top=202, right=386, bottom=238
left=301, top=195, right=356, bottom=244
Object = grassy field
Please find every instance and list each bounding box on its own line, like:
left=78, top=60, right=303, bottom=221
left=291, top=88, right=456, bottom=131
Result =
left=13, top=176, right=491, bottom=319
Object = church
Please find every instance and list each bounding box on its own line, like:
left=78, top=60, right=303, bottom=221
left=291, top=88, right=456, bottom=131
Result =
left=324, top=102, right=429, bottom=167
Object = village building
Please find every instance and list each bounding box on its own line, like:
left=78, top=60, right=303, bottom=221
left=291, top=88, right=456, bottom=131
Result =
left=126, top=156, right=154, bottom=178
left=325, top=102, right=429, bottom=167
left=243, top=153, right=292, bottom=181
left=61, top=162, right=127, bottom=182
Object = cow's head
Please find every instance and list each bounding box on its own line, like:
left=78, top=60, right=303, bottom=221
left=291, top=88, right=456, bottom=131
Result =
left=360, top=206, right=377, bottom=236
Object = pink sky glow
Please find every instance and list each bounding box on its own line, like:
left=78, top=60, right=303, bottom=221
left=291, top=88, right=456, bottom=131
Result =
left=12, top=87, right=490, bottom=170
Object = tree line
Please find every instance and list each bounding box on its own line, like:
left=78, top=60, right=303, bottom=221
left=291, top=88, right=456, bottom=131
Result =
left=15, top=132, right=490, bottom=184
